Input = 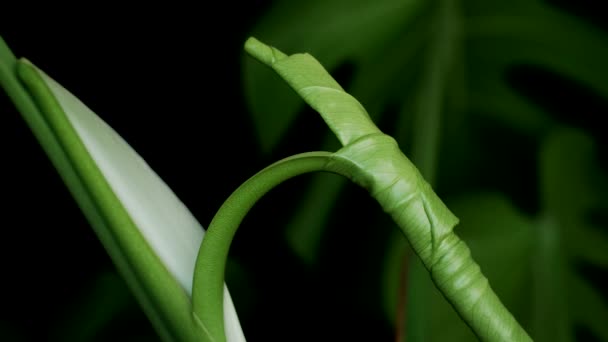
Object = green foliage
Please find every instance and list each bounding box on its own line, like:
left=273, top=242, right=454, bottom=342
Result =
left=244, top=0, right=608, bottom=341
left=242, top=37, right=531, bottom=341
left=2, top=0, right=608, bottom=340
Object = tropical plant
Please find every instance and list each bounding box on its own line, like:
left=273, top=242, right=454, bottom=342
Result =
left=1, top=32, right=530, bottom=341
left=1, top=0, right=607, bottom=341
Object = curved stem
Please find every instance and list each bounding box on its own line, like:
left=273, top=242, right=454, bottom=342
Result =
left=191, top=151, right=334, bottom=342
left=192, top=141, right=533, bottom=342
left=205, top=36, right=532, bottom=342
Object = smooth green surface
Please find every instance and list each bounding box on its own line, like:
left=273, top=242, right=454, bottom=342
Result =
left=1, top=36, right=246, bottom=342
left=16, top=60, right=202, bottom=342
left=1, top=36, right=170, bottom=339
left=193, top=152, right=334, bottom=342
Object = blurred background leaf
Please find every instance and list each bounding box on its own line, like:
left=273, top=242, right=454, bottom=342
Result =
left=48, top=271, right=159, bottom=342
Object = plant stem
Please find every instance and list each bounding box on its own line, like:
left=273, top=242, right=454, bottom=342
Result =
left=395, top=251, right=409, bottom=342
left=192, top=152, right=334, bottom=342
left=238, top=36, right=532, bottom=342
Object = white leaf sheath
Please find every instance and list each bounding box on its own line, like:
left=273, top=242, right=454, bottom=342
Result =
left=37, top=69, right=246, bottom=342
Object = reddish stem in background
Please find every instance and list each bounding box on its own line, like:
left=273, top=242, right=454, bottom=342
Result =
left=395, top=252, right=409, bottom=342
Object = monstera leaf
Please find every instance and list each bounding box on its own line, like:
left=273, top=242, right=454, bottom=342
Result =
left=537, top=129, right=608, bottom=341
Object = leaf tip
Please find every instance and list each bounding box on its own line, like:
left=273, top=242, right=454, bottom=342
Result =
left=244, top=36, right=287, bottom=67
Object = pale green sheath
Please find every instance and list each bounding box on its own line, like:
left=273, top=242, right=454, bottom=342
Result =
left=0, top=36, right=245, bottom=342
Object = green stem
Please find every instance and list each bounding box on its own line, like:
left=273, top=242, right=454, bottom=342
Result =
left=191, top=152, right=334, bottom=342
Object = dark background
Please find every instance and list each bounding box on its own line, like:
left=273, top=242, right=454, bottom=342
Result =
left=1, top=1, right=607, bottom=341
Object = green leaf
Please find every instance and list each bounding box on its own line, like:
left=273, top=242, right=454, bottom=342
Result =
left=539, top=129, right=608, bottom=341
left=243, top=0, right=427, bottom=153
